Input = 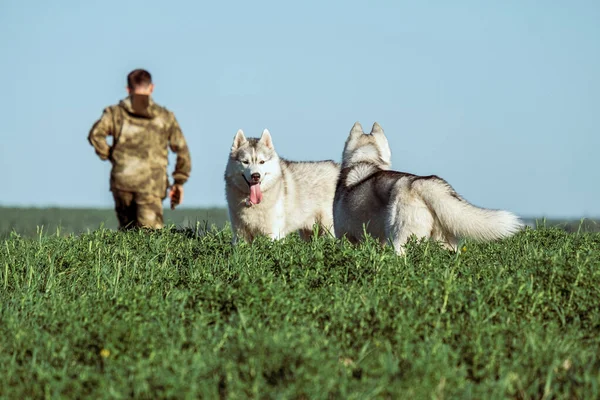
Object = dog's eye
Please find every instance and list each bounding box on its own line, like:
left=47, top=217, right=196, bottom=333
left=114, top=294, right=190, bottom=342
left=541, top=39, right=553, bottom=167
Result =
left=259, top=160, right=265, bottom=164
left=241, top=160, right=249, bottom=165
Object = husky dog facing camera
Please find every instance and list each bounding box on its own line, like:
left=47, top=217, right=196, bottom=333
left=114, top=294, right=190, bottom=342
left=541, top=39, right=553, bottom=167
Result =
left=224, top=129, right=340, bottom=243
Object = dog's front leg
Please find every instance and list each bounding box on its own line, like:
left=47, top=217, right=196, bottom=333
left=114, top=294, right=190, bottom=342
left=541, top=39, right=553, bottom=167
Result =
left=231, top=223, right=253, bottom=244
left=266, top=203, right=286, bottom=241
left=268, top=232, right=282, bottom=241
left=267, top=221, right=285, bottom=240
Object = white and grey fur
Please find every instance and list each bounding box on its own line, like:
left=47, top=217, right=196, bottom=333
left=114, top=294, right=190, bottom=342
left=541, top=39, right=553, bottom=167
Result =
left=224, top=129, right=340, bottom=243
left=333, top=122, right=524, bottom=254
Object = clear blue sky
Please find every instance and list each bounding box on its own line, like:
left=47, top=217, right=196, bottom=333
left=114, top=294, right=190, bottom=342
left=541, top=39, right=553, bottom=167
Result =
left=1, top=0, right=598, bottom=218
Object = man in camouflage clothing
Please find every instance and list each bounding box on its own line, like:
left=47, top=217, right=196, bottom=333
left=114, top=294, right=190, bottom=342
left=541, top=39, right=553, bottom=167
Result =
left=88, top=69, right=191, bottom=230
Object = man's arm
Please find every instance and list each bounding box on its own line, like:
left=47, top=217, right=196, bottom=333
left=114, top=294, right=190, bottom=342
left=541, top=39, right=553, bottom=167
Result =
left=88, top=107, right=114, bottom=160
left=167, top=113, right=191, bottom=209
left=168, top=114, right=191, bottom=185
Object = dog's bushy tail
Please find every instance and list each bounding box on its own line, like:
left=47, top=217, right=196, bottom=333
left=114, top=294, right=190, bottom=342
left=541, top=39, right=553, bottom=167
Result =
left=417, top=178, right=523, bottom=241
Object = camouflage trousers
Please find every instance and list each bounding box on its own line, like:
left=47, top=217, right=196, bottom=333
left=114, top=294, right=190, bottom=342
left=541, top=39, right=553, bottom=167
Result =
left=112, top=190, right=164, bottom=230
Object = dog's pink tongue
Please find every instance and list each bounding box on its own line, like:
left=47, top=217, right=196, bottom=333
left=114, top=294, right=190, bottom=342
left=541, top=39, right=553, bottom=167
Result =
left=249, top=184, right=263, bottom=205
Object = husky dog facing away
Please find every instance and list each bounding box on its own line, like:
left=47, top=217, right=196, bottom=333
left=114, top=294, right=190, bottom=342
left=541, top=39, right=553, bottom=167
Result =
left=224, top=129, right=340, bottom=243
left=333, top=122, right=523, bottom=254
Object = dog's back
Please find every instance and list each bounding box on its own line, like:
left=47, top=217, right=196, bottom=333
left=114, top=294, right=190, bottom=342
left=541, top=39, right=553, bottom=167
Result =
left=334, top=168, right=411, bottom=243
left=281, top=159, right=340, bottom=235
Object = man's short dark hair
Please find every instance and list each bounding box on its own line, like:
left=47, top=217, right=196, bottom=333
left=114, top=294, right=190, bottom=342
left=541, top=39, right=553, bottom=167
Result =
left=127, top=69, right=152, bottom=90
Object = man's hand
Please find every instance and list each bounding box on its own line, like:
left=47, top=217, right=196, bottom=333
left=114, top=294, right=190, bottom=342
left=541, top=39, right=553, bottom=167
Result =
left=169, top=184, right=184, bottom=210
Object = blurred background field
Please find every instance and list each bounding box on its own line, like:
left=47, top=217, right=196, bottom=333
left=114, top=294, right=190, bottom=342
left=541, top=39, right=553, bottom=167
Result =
left=0, top=207, right=598, bottom=239
left=0, top=207, right=228, bottom=238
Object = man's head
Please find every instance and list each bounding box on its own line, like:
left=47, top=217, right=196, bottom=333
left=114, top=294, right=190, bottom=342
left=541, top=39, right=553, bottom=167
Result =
left=126, top=69, right=154, bottom=95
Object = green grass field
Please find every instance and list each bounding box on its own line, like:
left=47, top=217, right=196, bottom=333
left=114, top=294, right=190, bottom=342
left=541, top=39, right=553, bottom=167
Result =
left=1, top=208, right=600, bottom=398
left=0, top=207, right=229, bottom=239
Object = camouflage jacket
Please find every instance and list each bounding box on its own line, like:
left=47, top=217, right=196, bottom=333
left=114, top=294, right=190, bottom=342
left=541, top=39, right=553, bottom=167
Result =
left=88, top=95, right=191, bottom=198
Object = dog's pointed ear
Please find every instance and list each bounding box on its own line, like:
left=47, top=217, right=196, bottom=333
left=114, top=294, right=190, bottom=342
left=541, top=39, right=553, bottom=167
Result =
left=349, top=121, right=364, bottom=139
left=370, top=122, right=384, bottom=136
left=259, top=129, right=274, bottom=150
left=232, top=129, right=247, bottom=151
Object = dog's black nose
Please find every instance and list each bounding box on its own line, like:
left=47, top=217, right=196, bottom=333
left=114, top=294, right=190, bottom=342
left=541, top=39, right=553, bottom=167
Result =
left=251, top=173, right=261, bottom=182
